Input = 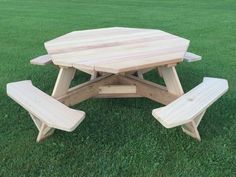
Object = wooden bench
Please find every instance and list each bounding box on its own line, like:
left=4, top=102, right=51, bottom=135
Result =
left=184, top=52, right=202, bottom=62
left=7, top=80, right=85, bottom=142
left=30, top=54, right=52, bottom=65
left=152, top=77, right=228, bottom=141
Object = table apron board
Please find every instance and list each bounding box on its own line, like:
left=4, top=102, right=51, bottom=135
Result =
left=53, top=64, right=183, bottom=107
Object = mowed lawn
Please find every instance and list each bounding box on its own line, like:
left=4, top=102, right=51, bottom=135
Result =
left=0, top=0, right=236, bottom=176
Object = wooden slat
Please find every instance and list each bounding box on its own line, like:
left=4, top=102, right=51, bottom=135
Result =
left=98, top=85, right=136, bottom=94
left=95, top=93, right=142, bottom=98
left=152, top=77, right=228, bottom=128
left=51, top=37, right=187, bottom=66
left=30, top=55, right=52, bottom=65
left=52, top=40, right=187, bottom=73
left=7, top=81, right=85, bottom=132
left=45, top=27, right=189, bottom=74
left=91, top=53, right=183, bottom=73
left=45, top=28, right=167, bottom=54
left=184, top=52, right=202, bottom=62
left=45, top=27, right=149, bottom=49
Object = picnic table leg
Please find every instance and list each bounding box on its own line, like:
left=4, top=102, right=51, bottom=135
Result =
left=159, top=66, right=184, bottom=96
left=160, top=65, right=201, bottom=140
left=36, top=67, right=76, bottom=142
left=52, top=67, right=76, bottom=97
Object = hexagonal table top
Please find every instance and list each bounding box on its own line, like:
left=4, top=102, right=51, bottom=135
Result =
left=45, top=27, right=189, bottom=73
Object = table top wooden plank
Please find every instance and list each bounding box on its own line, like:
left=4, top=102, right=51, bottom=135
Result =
left=45, top=27, right=149, bottom=49
left=45, top=27, right=190, bottom=73
left=46, top=29, right=169, bottom=54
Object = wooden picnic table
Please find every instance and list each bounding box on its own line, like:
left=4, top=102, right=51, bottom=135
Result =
left=44, top=27, right=189, bottom=106
left=7, top=27, right=228, bottom=142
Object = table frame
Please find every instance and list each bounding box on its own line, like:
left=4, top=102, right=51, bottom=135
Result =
left=54, top=65, right=182, bottom=105
left=39, top=63, right=190, bottom=140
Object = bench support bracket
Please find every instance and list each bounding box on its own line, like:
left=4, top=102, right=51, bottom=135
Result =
left=30, top=113, right=55, bottom=142
left=181, top=111, right=206, bottom=141
left=37, top=123, right=54, bottom=142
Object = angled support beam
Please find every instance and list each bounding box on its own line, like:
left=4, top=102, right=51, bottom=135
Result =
left=159, top=66, right=184, bottom=96
left=33, top=67, right=77, bottom=141
left=181, top=111, right=206, bottom=141
left=29, top=114, right=42, bottom=131
left=57, top=73, right=179, bottom=106
left=57, top=74, right=117, bottom=106
left=30, top=113, right=55, bottom=142
left=118, top=75, right=178, bottom=105
left=159, top=66, right=204, bottom=140
left=181, top=121, right=201, bottom=141
left=52, top=67, right=76, bottom=97
left=36, top=123, right=54, bottom=142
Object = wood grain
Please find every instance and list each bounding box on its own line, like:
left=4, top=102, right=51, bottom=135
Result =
left=44, top=27, right=189, bottom=73
left=152, top=77, right=228, bottom=128
left=7, top=80, right=85, bottom=132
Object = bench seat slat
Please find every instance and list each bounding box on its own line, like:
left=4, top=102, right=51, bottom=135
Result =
left=184, top=52, right=202, bottom=62
left=152, top=77, right=228, bottom=128
left=30, top=55, right=52, bottom=65
left=7, top=81, right=85, bottom=131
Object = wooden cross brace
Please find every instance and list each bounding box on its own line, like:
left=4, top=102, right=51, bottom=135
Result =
left=181, top=111, right=206, bottom=141
left=56, top=74, right=179, bottom=107
left=30, top=114, right=54, bottom=142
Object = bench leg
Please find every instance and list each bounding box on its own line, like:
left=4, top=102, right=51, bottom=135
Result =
left=37, top=123, right=54, bottom=142
left=160, top=66, right=203, bottom=140
left=30, top=114, right=42, bottom=131
left=181, top=121, right=201, bottom=141
left=181, top=111, right=206, bottom=141
left=29, top=114, right=54, bottom=142
left=36, top=67, right=76, bottom=140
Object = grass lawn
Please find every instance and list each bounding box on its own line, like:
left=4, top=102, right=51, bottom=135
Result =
left=0, top=0, right=235, bottom=176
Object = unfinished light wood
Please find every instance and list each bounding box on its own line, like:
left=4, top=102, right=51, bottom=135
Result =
left=157, top=67, right=163, bottom=77
left=52, top=67, right=76, bottom=98
left=45, top=27, right=189, bottom=74
left=118, top=75, right=178, bottom=105
left=30, top=54, right=52, bottom=65
left=90, top=71, right=98, bottom=80
left=152, top=77, right=228, bottom=141
left=137, top=71, right=144, bottom=79
left=159, top=66, right=184, bottom=96
left=184, top=52, right=202, bottom=62
left=98, top=85, right=136, bottom=94
left=7, top=80, right=86, bottom=142
left=57, top=74, right=118, bottom=106
left=56, top=73, right=178, bottom=106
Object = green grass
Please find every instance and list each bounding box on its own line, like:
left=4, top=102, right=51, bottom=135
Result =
left=0, top=0, right=236, bottom=176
